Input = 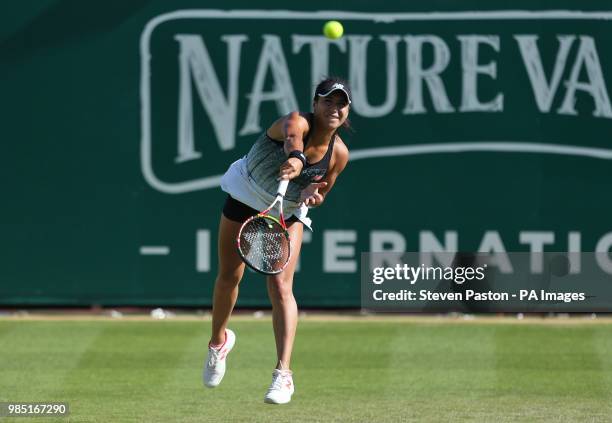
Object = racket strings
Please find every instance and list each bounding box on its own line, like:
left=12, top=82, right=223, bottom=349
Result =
left=239, top=217, right=290, bottom=273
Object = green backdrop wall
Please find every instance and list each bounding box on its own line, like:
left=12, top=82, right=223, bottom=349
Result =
left=2, top=1, right=612, bottom=306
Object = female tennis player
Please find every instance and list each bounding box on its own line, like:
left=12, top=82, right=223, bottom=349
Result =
left=203, top=77, right=351, bottom=404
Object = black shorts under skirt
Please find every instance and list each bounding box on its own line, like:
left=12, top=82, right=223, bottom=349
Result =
left=222, top=195, right=300, bottom=224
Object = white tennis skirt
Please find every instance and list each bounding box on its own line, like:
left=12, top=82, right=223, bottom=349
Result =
left=220, top=157, right=313, bottom=231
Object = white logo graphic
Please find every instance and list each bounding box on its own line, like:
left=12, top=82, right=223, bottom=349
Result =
left=141, top=9, right=612, bottom=194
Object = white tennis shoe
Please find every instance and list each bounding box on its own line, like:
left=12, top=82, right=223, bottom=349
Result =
left=203, top=329, right=236, bottom=388
left=264, top=369, right=295, bottom=404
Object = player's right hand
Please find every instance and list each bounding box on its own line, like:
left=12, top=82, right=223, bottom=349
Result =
left=278, top=157, right=304, bottom=180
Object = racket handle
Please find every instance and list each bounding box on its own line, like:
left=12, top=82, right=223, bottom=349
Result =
left=277, top=179, right=289, bottom=197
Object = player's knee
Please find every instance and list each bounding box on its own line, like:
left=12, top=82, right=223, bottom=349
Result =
left=268, top=276, right=294, bottom=301
left=216, top=269, right=243, bottom=288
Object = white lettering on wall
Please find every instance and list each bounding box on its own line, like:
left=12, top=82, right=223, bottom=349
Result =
left=175, top=34, right=247, bottom=159
left=349, top=35, right=401, bottom=117
left=419, top=230, right=457, bottom=266
left=515, top=35, right=575, bottom=112
left=239, top=35, right=299, bottom=136
left=477, top=231, right=513, bottom=273
left=370, top=230, right=406, bottom=268
left=458, top=35, right=503, bottom=112
left=324, top=230, right=357, bottom=272
left=558, top=36, right=612, bottom=118
left=403, top=35, right=455, bottom=114
left=519, top=231, right=555, bottom=273
left=595, top=232, right=612, bottom=274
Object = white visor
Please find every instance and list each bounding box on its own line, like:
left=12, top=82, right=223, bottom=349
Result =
left=317, top=83, right=351, bottom=104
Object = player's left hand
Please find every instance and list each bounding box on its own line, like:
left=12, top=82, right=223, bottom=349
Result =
left=299, top=182, right=327, bottom=207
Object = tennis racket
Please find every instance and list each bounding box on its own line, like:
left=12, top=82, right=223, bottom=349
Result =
left=237, top=179, right=291, bottom=275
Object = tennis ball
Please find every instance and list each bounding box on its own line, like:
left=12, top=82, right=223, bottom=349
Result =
left=323, top=21, right=344, bottom=39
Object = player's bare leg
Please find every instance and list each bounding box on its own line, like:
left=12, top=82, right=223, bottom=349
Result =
left=210, top=215, right=245, bottom=345
left=203, top=215, right=244, bottom=388
left=264, top=221, right=303, bottom=404
left=267, top=221, right=303, bottom=368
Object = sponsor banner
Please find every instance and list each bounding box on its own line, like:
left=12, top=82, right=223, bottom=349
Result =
left=2, top=4, right=612, bottom=306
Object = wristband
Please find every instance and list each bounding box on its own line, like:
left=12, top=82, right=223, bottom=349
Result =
left=288, top=150, right=307, bottom=168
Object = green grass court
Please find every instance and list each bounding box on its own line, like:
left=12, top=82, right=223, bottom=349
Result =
left=1, top=317, right=612, bottom=422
